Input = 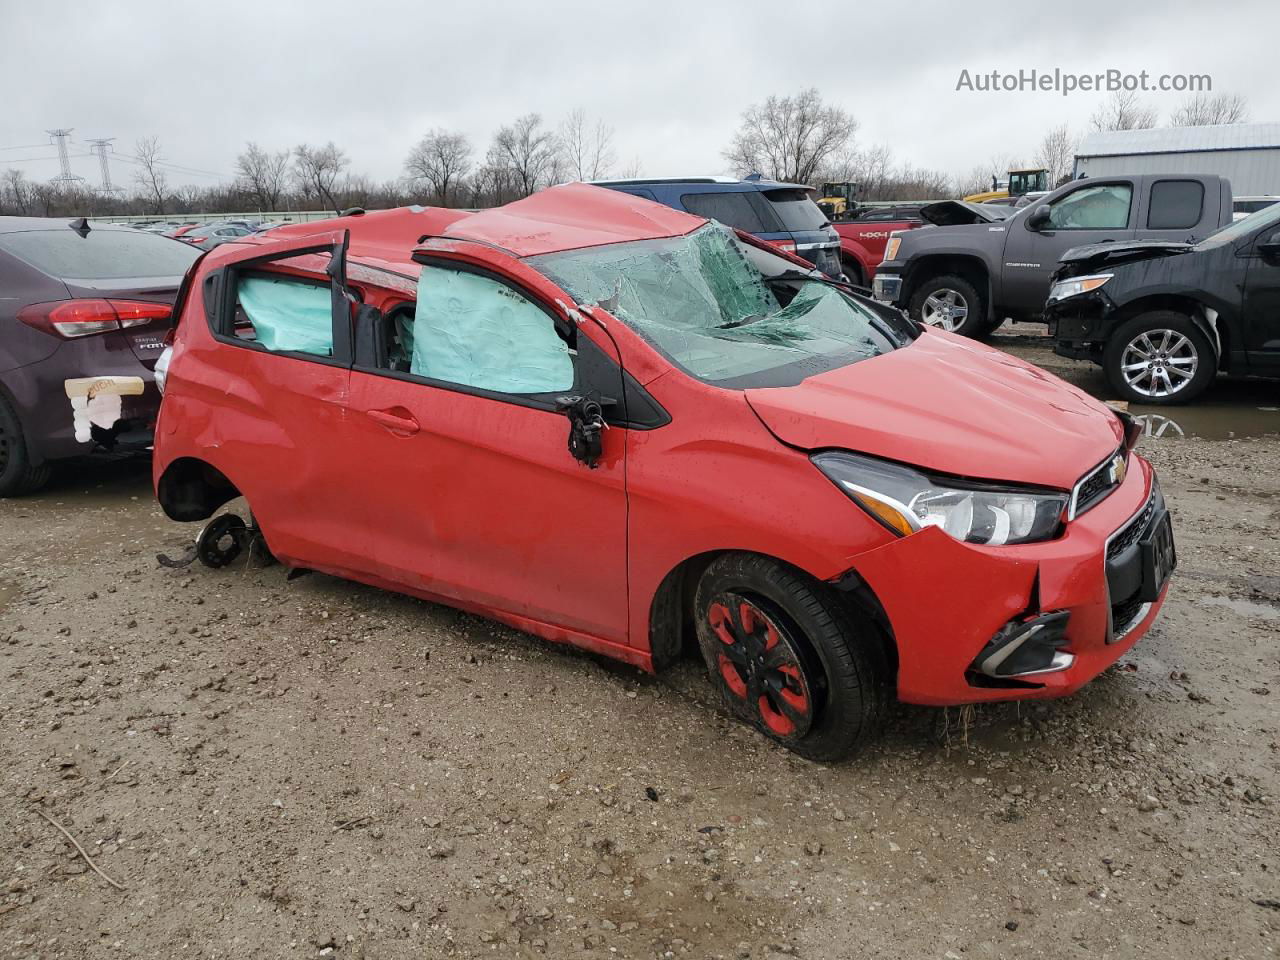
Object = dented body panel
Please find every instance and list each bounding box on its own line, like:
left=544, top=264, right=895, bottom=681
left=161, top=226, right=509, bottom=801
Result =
left=154, top=184, right=1170, bottom=710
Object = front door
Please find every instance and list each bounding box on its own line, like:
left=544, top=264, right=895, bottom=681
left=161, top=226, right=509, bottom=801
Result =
left=1001, top=180, right=1136, bottom=317
left=1242, top=223, right=1280, bottom=372
left=345, top=258, right=631, bottom=644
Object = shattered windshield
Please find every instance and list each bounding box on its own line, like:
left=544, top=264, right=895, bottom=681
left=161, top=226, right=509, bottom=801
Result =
left=528, top=224, right=903, bottom=387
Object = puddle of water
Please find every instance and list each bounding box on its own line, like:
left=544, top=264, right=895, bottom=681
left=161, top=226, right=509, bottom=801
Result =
left=0, top=579, right=18, bottom=615
left=1119, top=405, right=1280, bottom=441
left=1197, top=596, right=1280, bottom=621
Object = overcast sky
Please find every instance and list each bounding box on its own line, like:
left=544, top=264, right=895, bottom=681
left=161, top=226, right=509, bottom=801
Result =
left=3, top=0, right=1278, bottom=192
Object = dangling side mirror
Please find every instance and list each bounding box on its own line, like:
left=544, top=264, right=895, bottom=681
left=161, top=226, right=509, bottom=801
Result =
left=555, top=394, right=616, bottom=469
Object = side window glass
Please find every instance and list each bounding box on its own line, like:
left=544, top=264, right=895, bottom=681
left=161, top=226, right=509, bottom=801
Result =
left=408, top=267, right=574, bottom=394
left=233, top=273, right=334, bottom=356
left=681, top=193, right=767, bottom=233
left=1148, top=180, right=1204, bottom=230
left=1047, top=184, right=1132, bottom=230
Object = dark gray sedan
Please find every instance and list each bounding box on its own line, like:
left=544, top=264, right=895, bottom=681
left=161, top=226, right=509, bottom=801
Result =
left=0, top=218, right=198, bottom=495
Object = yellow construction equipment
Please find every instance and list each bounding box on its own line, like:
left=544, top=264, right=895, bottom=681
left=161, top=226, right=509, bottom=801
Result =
left=963, top=168, right=1049, bottom=204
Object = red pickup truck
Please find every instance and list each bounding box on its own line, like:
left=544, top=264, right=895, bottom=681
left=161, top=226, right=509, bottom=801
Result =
left=832, top=205, right=928, bottom=286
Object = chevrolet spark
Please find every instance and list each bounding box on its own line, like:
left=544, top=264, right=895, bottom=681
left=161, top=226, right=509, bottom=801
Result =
left=153, top=184, right=1175, bottom=760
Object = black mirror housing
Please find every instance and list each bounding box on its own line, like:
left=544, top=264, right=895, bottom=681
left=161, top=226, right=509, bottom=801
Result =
left=1028, top=204, right=1052, bottom=230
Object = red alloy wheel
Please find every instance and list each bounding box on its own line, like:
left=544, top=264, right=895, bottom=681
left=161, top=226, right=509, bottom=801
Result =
left=707, top=594, right=815, bottom=738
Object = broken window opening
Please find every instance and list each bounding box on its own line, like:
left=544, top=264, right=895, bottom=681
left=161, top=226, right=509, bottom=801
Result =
left=409, top=267, right=574, bottom=395
left=235, top=274, right=334, bottom=357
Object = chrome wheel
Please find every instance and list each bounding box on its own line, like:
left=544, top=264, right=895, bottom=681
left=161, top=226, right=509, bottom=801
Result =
left=1120, top=329, right=1199, bottom=398
left=920, top=288, right=969, bottom=331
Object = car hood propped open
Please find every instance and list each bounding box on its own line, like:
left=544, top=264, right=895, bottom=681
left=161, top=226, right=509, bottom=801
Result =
left=745, top=331, right=1123, bottom=489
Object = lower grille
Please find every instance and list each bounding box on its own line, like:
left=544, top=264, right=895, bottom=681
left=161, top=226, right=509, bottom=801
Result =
left=1111, top=593, right=1147, bottom=637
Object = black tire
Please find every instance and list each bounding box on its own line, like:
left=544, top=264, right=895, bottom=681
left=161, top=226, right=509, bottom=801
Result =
left=907, top=274, right=987, bottom=338
left=693, top=553, right=890, bottom=761
left=1103, top=311, right=1216, bottom=406
left=840, top=257, right=865, bottom=288
left=0, top=388, right=51, bottom=498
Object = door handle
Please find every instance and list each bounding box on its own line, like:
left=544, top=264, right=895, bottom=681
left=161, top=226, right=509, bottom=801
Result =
left=367, top=408, right=420, bottom=435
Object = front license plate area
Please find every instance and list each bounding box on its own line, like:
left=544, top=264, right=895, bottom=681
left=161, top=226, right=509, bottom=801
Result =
left=1139, top=511, right=1176, bottom=602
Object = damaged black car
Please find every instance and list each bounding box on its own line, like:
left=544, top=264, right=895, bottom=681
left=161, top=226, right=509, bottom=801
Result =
left=1047, top=202, right=1280, bottom=404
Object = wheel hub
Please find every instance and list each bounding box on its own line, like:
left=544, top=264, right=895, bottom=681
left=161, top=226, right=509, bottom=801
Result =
left=707, top=594, right=814, bottom=739
left=1119, top=329, right=1198, bottom=398
left=921, top=289, right=969, bottom=332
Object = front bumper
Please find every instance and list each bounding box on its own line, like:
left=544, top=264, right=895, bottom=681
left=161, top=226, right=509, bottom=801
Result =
left=1044, top=289, right=1114, bottom=360
left=848, top=454, right=1171, bottom=706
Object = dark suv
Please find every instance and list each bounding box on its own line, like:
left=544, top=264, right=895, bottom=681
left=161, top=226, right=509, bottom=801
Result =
left=595, top=176, right=843, bottom=278
left=0, top=217, right=198, bottom=495
left=1047, top=201, right=1280, bottom=404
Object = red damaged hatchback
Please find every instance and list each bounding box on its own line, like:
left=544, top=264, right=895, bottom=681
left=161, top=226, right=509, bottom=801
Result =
left=153, top=184, right=1175, bottom=760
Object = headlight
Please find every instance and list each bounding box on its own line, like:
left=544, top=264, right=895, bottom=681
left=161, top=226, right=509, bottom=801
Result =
left=883, top=235, right=902, bottom=262
left=812, top=451, right=1068, bottom=546
left=1047, top=273, right=1112, bottom=303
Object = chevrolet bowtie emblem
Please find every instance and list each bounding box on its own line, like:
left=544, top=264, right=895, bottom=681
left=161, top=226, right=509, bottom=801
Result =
left=1110, top=454, right=1127, bottom=486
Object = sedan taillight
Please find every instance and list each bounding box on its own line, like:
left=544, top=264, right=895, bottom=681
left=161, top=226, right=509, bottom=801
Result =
left=18, top=299, right=172, bottom=339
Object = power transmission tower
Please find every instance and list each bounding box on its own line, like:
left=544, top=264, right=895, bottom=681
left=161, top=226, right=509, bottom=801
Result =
left=46, top=129, right=85, bottom=185
left=87, top=138, right=121, bottom=193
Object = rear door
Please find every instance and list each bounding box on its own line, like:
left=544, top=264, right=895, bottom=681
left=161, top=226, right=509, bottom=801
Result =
left=189, top=231, right=361, bottom=567
left=1001, top=180, right=1136, bottom=315
left=1134, top=178, right=1211, bottom=242
left=344, top=246, right=631, bottom=644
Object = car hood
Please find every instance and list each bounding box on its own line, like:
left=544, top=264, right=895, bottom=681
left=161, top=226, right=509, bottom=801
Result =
left=1055, top=239, right=1194, bottom=278
left=919, top=200, right=1013, bottom=226
left=744, top=330, right=1123, bottom=489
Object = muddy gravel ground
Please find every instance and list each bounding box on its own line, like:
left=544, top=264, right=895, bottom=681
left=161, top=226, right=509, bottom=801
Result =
left=2, top=328, right=1278, bottom=960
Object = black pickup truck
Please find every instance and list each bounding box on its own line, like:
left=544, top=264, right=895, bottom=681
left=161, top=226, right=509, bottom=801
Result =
left=872, top=175, right=1233, bottom=337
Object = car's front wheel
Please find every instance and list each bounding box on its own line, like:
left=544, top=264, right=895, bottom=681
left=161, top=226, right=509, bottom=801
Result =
left=1103, top=311, right=1215, bottom=405
left=694, top=553, right=890, bottom=761
left=907, top=274, right=986, bottom=337
left=0, top=389, right=51, bottom=498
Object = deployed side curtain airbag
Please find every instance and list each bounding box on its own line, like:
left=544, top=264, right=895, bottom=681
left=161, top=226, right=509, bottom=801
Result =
left=238, top=276, right=334, bottom=356
left=412, top=268, right=573, bottom=394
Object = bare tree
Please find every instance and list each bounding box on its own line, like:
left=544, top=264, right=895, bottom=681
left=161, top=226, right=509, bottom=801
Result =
left=841, top=144, right=893, bottom=198
left=236, top=143, right=291, bottom=211
left=489, top=114, right=560, bottom=198
left=2, top=169, right=32, bottom=215
left=133, top=136, right=169, bottom=214
left=30, top=182, right=59, bottom=217
left=723, top=88, right=858, bottom=184
left=293, top=142, right=349, bottom=213
left=953, top=164, right=996, bottom=198
left=1035, top=124, right=1078, bottom=185
left=404, top=129, right=473, bottom=205
left=1090, top=91, right=1158, bottom=132
left=560, top=109, right=617, bottom=181
left=1170, top=92, right=1249, bottom=126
